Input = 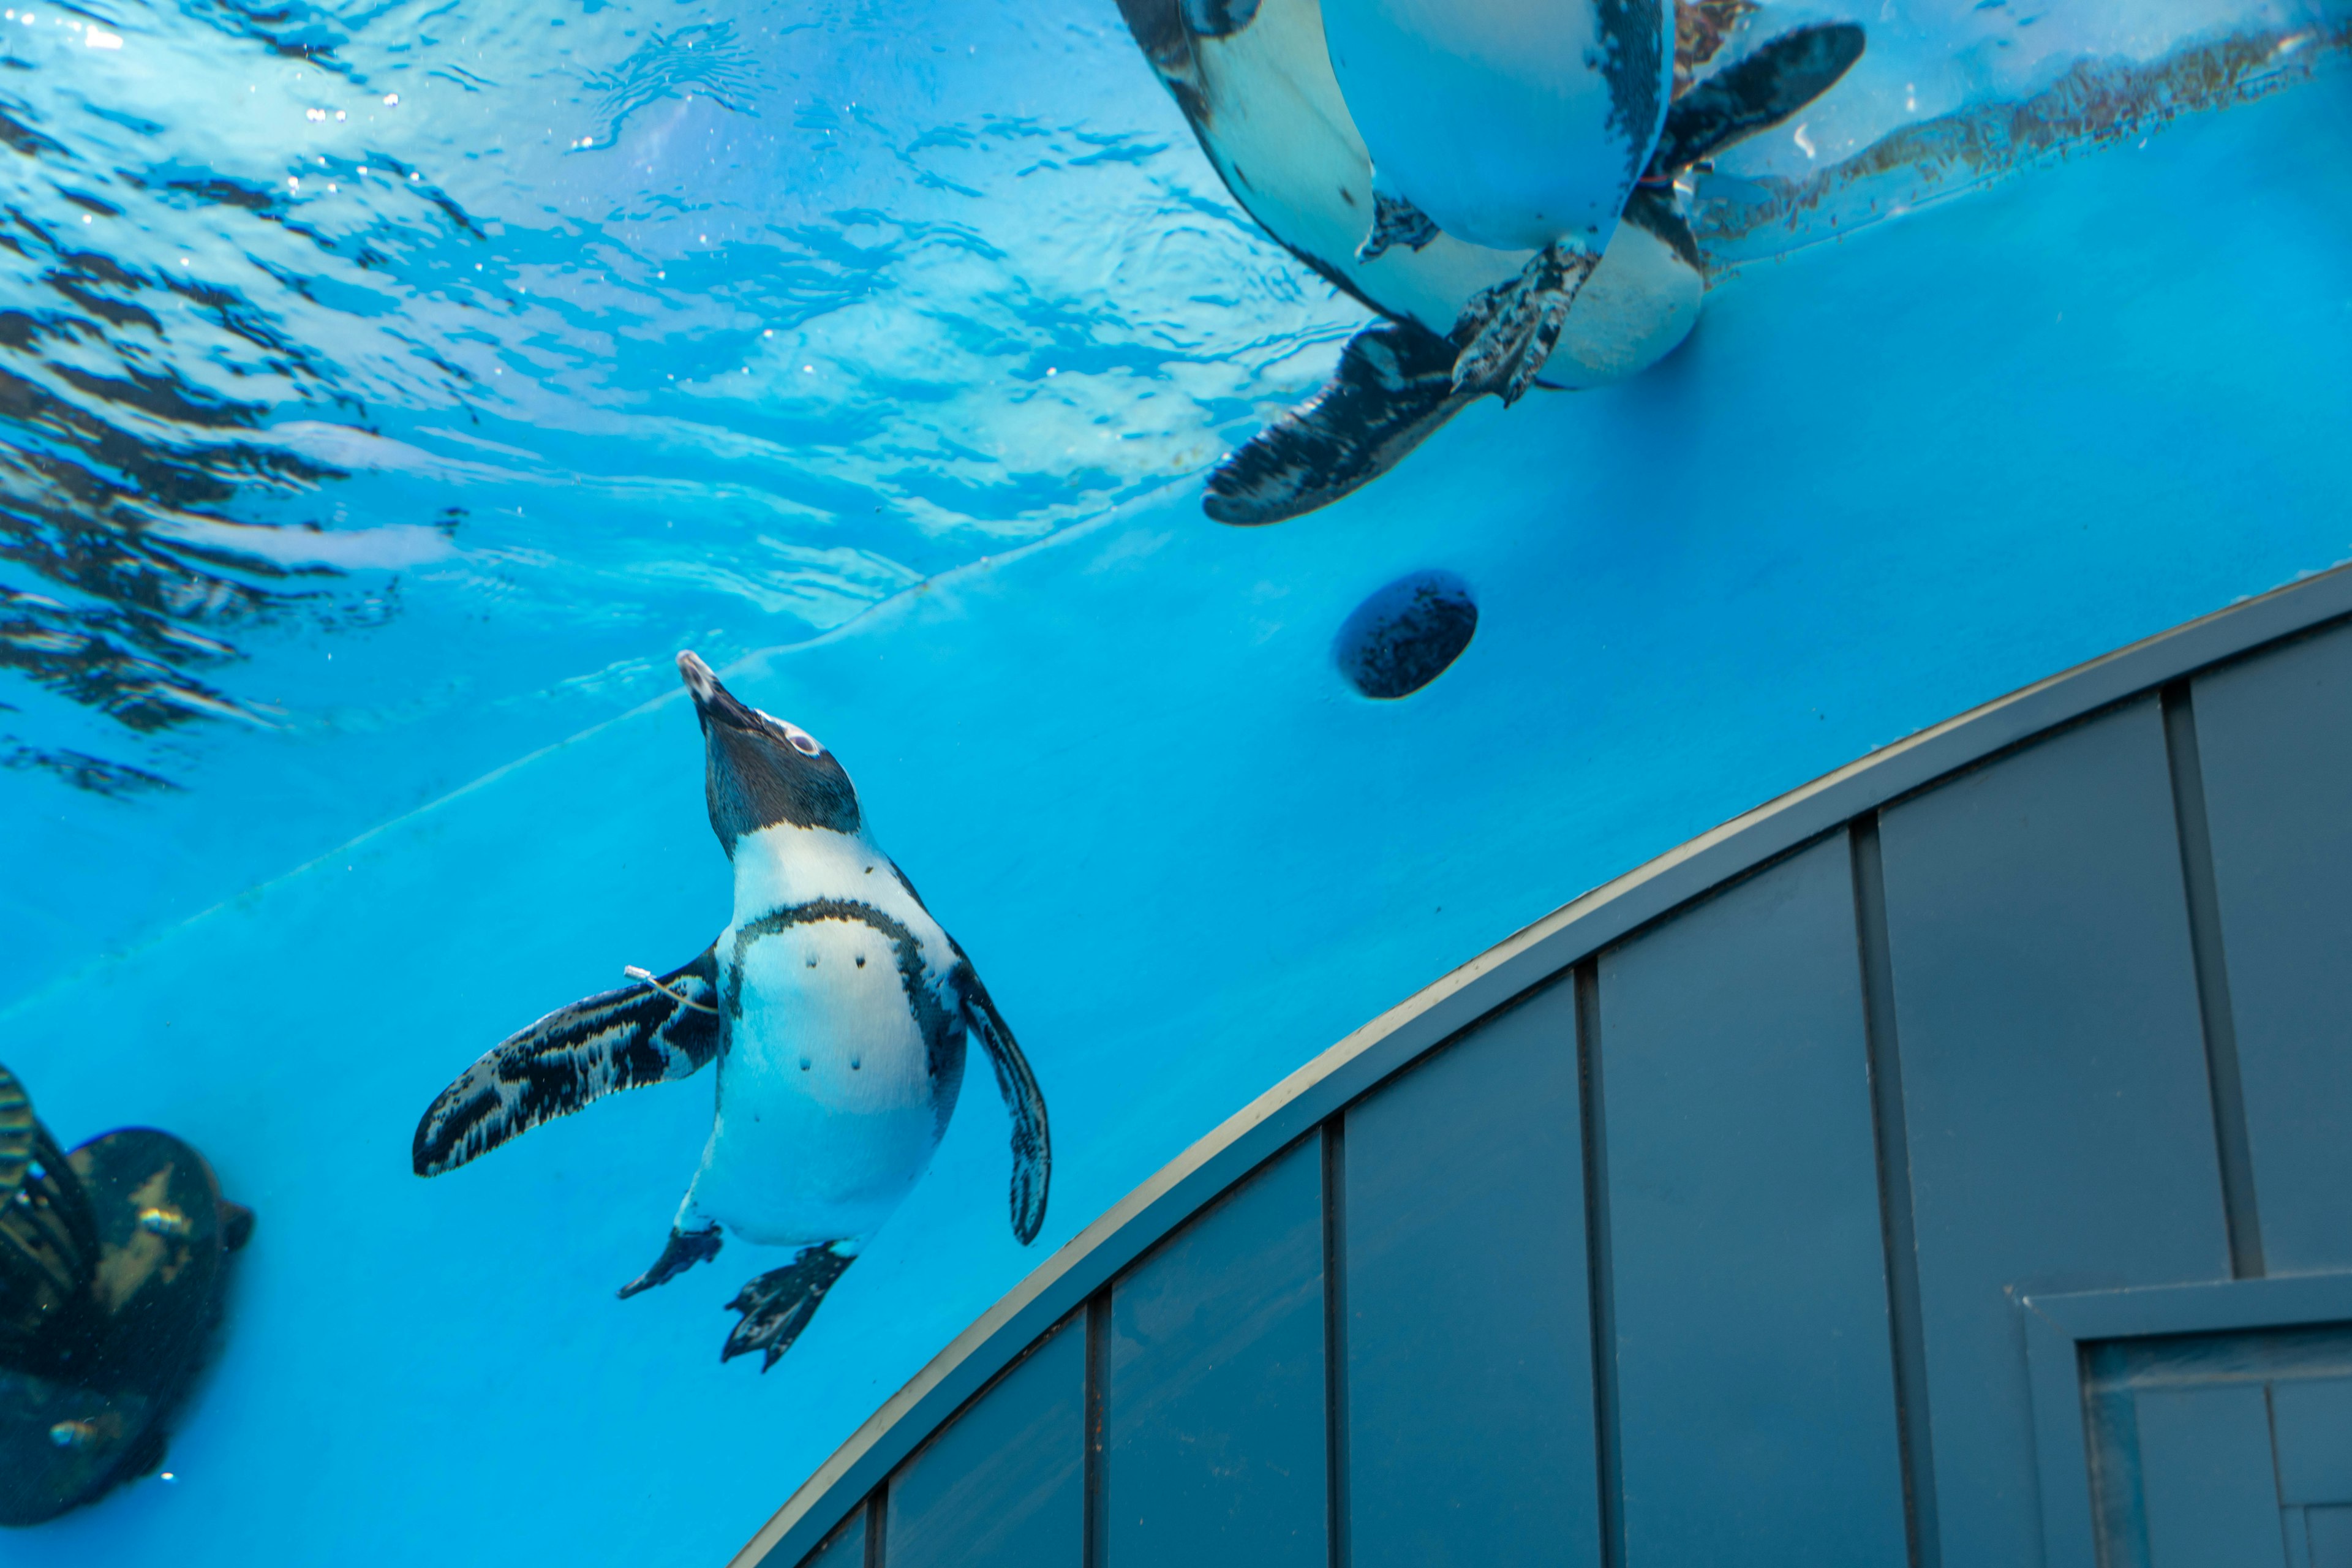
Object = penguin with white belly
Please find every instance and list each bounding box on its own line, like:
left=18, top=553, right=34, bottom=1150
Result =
left=1115, top=0, right=1863, bottom=523
left=412, top=652, right=1048, bottom=1370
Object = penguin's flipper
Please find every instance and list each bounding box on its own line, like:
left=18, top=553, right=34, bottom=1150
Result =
left=412, top=945, right=722, bottom=1177
left=1646, top=22, right=1866, bottom=178
left=1622, top=185, right=1702, bottom=273
left=723, top=1243, right=855, bottom=1371
left=0, top=1063, right=33, bottom=1200
left=1205, top=318, right=1472, bottom=526
left=954, top=966, right=1051, bottom=1244
left=1451, top=239, right=1600, bottom=404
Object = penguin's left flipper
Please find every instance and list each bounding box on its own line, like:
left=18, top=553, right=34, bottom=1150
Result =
left=1205, top=318, right=1472, bottom=526
left=954, top=965, right=1052, bottom=1243
left=0, top=1061, right=32, bottom=1196
left=723, top=1243, right=856, bottom=1371
left=412, top=945, right=722, bottom=1177
left=1646, top=22, right=1866, bottom=177
left=1450, top=240, right=1602, bottom=404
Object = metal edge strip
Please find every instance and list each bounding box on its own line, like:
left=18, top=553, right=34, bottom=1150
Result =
left=731, top=562, right=2352, bottom=1568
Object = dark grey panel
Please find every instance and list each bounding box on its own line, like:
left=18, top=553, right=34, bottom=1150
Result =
left=2135, top=1382, right=2285, bottom=1568
left=2312, top=1507, right=2352, bottom=1568
left=2274, top=1375, right=2352, bottom=1506
left=799, top=1505, right=865, bottom=1568
left=1597, top=835, right=1909, bottom=1565
left=886, top=1314, right=1085, bottom=1568
left=1104, top=1136, right=1325, bottom=1568
left=1341, top=979, right=1598, bottom=1568
left=1878, top=698, right=2230, bottom=1568
left=2191, top=621, right=2352, bottom=1273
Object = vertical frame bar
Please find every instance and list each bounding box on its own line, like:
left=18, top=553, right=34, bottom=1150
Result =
left=1084, top=1292, right=1109, bottom=1568
left=1852, top=815, right=1942, bottom=1568
left=864, top=1488, right=888, bottom=1568
left=2161, top=680, right=2266, bottom=1279
left=1321, top=1120, right=1351, bottom=1568
left=1575, top=960, right=1624, bottom=1568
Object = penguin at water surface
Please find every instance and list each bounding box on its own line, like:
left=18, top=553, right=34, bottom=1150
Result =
left=1118, top=0, right=1864, bottom=523
left=412, top=652, right=1048, bottom=1370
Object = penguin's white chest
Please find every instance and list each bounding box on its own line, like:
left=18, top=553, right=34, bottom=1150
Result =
left=1319, top=0, right=1668, bottom=251
left=696, top=918, right=959, bottom=1247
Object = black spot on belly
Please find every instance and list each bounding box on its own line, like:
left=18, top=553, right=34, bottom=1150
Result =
left=730, top=899, right=961, bottom=1088
left=1335, top=571, right=1478, bottom=699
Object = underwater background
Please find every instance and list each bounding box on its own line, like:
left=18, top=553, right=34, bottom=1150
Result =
left=2, top=0, right=2351, bottom=1559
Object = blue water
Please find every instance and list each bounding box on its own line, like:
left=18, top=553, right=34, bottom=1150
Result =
left=4, top=0, right=2352, bottom=1560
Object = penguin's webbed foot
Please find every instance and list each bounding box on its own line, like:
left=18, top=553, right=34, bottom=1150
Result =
left=1356, top=190, right=1441, bottom=264
left=722, top=1243, right=855, bottom=1372
left=617, top=1224, right=722, bottom=1298
left=1450, top=240, right=1600, bottom=405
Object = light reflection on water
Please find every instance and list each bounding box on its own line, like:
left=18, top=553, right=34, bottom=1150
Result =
left=0, top=0, right=1347, bottom=790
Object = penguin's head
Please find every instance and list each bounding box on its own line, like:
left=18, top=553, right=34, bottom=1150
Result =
left=677, top=651, right=861, bottom=854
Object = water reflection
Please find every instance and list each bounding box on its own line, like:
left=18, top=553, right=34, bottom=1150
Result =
left=0, top=0, right=1325, bottom=791
left=0, top=0, right=2339, bottom=796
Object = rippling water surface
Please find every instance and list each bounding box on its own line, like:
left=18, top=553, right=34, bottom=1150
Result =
left=3, top=0, right=2340, bottom=989
left=0, top=0, right=1385, bottom=983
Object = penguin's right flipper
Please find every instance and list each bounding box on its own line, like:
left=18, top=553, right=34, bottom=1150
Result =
left=1646, top=23, right=1866, bottom=177
left=955, top=965, right=1052, bottom=1244
left=412, top=945, right=722, bottom=1177
left=1450, top=239, right=1602, bottom=404
left=722, top=1243, right=856, bottom=1371
left=1205, top=318, right=1474, bottom=526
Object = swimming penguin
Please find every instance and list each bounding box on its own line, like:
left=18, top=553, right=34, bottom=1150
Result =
left=1114, top=0, right=1863, bottom=523
left=1, top=1061, right=255, bottom=1526
left=412, top=652, right=1049, bottom=1370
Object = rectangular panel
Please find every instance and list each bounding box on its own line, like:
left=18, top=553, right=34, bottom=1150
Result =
left=1105, top=1137, right=1325, bottom=1568
left=2274, top=1376, right=2352, bottom=1505
left=1879, top=699, right=2231, bottom=1568
left=886, top=1314, right=1085, bottom=1568
left=2192, top=622, right=2352, bottom=1272
left=1598, top=835, right=1909, bottom=1566
left=1342, top=979, right=1598, bottom=1568
left=2136, top=1382, right=2286, bottom=1568
left=2309, top=1507, right=2352, bottom=1568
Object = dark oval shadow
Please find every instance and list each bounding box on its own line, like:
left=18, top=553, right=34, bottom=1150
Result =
left=1334, top=570, right=1478, bottom=700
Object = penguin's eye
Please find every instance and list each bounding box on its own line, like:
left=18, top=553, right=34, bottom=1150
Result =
left=752, top=707, right=823, bottom=756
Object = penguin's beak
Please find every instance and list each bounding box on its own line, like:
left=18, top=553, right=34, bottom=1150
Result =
left=677, top=650, right=763, bottom=731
